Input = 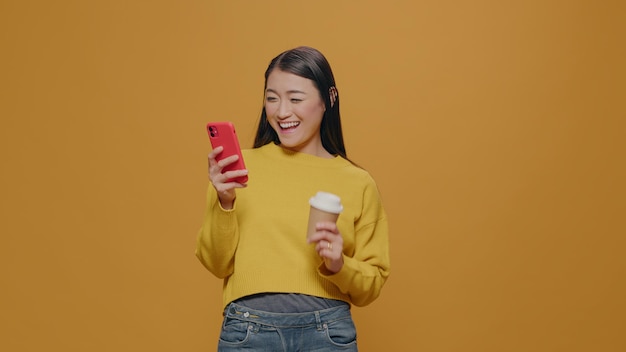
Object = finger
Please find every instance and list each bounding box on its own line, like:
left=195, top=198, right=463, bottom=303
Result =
left=221, top=169, right=248, bottom=182
left=317, top=242, right=342, bottom=263
left=314, top=222, right=339, bottom=233
left=307, top=231, right=329, bottom=244
left=316, top=240, right=330, bottom=255
left=315, top=239, right=335, bottom=252
left=216, top=154, right=240, bottom=169
left=208, top=146, right=224, bottom=160
left=208, top=147, right=224, bottom=175
left=208, top=154, right=240, bottom=180
left=308, top=228, right=339, bottom=244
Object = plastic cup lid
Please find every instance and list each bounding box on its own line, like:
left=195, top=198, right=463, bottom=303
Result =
left=309, top=191, right=343, bottom=214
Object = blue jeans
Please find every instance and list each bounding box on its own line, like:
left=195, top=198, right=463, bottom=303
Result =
left=217, top=302, right=358, bottom=351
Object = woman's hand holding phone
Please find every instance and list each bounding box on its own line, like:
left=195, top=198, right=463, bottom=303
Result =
left=206, top=122, right=248, bottom=210
left=208, top=146, right=248, bottom=210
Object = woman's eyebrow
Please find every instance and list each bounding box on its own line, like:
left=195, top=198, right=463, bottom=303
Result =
left=265, top=88, right=307, bottom=94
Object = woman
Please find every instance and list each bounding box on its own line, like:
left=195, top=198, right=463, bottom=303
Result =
left=196, top=46, right=390, bottom=351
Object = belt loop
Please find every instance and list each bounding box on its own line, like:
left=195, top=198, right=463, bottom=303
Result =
left=315, top=311, right=322, bottom=330
left=226, top=302, right=236, bottom=317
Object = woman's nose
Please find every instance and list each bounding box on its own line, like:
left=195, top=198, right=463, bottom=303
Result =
left=276, top=102, right=291, bottom=118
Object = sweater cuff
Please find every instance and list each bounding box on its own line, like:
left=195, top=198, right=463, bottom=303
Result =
left=317, top=254, right=354, bottom=293
left=213, top=200, right=237, bottom=232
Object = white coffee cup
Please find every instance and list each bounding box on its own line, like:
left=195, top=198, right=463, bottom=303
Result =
left=307, top=191, right=343, bottom=241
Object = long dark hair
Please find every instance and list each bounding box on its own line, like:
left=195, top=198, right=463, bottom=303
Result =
left=253, top=46, right=348, bottom=159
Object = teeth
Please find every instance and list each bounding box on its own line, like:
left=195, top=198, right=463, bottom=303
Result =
left=279, top=121, right=300, bottom=129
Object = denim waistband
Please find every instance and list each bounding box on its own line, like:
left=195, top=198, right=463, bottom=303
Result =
left=224, top=302, right=352, bottom=329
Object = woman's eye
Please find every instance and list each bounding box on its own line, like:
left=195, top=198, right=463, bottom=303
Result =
left=290, top=98, right=302, bottom=103
left=266, top=96, right=277, bottom=102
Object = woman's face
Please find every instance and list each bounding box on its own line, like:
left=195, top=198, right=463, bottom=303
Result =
left=264, top=69, right=330, bottom=157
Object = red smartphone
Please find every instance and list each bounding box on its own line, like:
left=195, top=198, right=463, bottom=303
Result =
left=206, top=121, right=248, bottom=184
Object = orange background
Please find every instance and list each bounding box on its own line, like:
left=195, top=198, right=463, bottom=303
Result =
left=1, top=1, right=624, bottom=351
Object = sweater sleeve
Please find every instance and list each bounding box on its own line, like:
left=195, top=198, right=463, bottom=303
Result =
left=195, top=186, right=240, bottom=279
left=319, top=180, right=391, bottom=307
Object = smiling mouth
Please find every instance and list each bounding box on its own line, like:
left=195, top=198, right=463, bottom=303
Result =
left=279, top=121, right=300, bottom=130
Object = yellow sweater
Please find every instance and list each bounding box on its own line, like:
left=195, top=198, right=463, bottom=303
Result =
left=196, top=143, right=390, bottom=308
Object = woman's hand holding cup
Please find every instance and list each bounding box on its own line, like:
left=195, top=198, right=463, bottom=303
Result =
left=306, top=192, right=344, bottom=273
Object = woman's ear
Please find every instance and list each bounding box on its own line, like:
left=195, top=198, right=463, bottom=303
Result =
left=329, top=86, right=338, bottom=108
